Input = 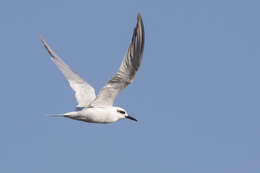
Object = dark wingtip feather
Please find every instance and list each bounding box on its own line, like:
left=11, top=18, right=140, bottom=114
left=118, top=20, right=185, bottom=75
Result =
left=40, top=37, right=57, bottom=59
left=137, top=13, right=143, bottom=30
left=137, top=13, right=142, bottom=20
left=135, top=12, right=144, bottom=59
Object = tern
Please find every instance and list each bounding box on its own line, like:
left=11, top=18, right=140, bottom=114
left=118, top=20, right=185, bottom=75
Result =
left=41, top=13, right=144, bottom=123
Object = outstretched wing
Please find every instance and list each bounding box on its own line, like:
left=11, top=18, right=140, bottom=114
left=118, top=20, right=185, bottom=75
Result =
left=91, top=13, right=144, bottom=107
left=41, top=38, right=96, bottom=107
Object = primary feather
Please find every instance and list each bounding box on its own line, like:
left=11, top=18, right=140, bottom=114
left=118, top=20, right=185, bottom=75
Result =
left=90, top=13, right=145, bottom=107
left=40, top=38, right=96, bottom=108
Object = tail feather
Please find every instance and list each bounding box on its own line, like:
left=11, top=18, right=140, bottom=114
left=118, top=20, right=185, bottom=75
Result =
left=47, top=114, right=67, bottom=117
left=47, top=111, right=78, bottom=118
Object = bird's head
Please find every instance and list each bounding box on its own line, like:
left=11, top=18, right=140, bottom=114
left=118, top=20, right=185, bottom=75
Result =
left=114, top=107, right=138, bottom=122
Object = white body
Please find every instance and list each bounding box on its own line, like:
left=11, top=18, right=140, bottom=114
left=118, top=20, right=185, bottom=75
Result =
left=42, top=14, right=144, bottom=124
left=65, top=107, right=126, bottom=123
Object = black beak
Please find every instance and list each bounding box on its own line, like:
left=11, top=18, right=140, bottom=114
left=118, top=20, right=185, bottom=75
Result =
left=126, top=115, right=138, bottom=122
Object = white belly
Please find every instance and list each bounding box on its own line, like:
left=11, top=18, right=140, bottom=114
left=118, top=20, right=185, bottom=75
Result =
left=77, top=107, right=120, bottom=123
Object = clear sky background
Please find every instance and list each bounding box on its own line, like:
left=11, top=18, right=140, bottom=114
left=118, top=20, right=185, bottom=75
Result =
left=1, top=0, right=260, bottom=172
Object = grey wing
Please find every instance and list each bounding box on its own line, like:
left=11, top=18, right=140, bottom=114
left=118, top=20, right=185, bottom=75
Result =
left=41, top=38, right=96, bottom=107
left=90, top=13, right=144, bottom=107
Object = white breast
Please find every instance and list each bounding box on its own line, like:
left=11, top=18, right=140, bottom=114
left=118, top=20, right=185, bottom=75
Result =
left=81, top=107, right=121, bottom=123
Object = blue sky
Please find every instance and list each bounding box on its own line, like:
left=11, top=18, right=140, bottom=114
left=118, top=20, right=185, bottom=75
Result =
left=1, top=0, right=260, bottom=172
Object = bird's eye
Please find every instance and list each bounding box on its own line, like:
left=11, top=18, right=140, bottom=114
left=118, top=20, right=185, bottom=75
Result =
left=117, top=110, right=125, bottom=114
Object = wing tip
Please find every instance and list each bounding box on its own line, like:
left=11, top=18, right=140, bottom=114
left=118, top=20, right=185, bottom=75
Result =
left=40, top=35, right=49, bottom=46
left=136, top=12, right=145, bottom=53
left=137, top=13, right=141, bottom=19
left=137, top=13, right=143, bottom=24
left=40, top=36, right=57, bottom=59
left=40, top=36, right=49, bottom=50
left=40, top=35, right=46, bottom=45
left=136, top=13, right=144, bottom=32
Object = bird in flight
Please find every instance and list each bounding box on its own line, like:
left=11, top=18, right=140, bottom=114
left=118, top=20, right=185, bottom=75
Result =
left=41, top=13, right=144, bottom=124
